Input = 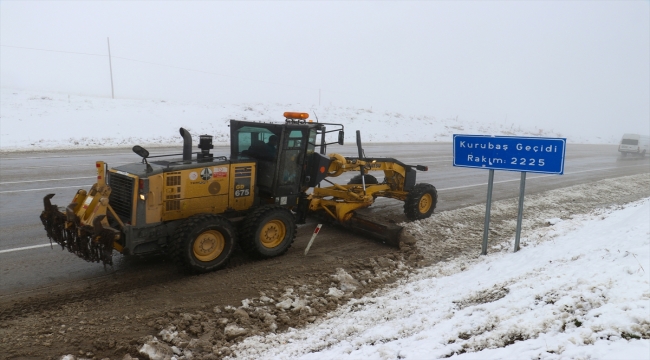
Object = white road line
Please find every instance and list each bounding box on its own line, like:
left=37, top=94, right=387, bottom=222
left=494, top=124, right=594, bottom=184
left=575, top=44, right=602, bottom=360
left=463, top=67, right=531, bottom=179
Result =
left=0, top=176, right=95, bottom=185
left=438, top=165, right=649, bottom=191
left=0, top=162, right=131, bottom=170
left=0, top=152, right=139, bottom=160
left=421, top=160, right=454, bottom=164
left=439, top=175, right=553, bottom=191
left=0, top=164, right=646, bottom=196
left=0, top=184, right=92, bottom=194
left=0, top=164, right=647, bottom=254
left=405, top=156, right=453, bottom=160
left=0, top=243, right=52, bottom=254
left=1, top=164, right=100, bottom=169
left=0, top=164, right=95, bottom=169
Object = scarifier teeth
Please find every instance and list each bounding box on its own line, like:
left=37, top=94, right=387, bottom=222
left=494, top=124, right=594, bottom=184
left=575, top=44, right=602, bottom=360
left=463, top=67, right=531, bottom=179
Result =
left=40, top=195, right=114, bottom=267
left=66, top=203, right=78, bottom=222
left=43, top=193, right=55, bottom=209
left=93, top=215, right=107, bottom=236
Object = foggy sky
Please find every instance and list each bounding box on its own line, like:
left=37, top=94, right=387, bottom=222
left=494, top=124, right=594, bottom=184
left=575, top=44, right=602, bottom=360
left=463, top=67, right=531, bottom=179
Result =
left=1, top=1, right=648, bottom=139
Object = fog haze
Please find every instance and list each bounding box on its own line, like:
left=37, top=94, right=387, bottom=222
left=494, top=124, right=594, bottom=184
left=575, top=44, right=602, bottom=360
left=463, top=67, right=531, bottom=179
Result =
left=1, top=1, right=648, bottom=139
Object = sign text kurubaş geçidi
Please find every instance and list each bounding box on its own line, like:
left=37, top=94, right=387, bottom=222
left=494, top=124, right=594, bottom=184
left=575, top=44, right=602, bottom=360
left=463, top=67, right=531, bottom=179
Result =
left=453, top=135, right=566, bottom=175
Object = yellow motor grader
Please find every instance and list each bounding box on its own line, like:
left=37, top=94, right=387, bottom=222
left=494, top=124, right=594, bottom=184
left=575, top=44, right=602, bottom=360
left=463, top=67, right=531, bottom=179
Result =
left=40, top=112, right=437, bottom=273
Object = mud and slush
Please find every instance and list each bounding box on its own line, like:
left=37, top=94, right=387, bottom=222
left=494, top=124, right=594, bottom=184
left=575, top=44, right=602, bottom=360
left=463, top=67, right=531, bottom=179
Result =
left=1, top=174, right=648, bottom=359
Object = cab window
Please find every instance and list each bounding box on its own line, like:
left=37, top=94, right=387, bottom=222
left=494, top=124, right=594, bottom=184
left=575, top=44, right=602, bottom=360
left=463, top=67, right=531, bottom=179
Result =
left=306, top=129, right=317, bottom=155
left=287, top=130, right=303, bottom=149
left=236, top=126, right=276, bottom=157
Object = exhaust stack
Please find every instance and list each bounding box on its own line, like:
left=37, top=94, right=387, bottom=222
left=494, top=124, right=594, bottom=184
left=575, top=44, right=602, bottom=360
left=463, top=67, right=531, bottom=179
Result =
left=180, top=128, right=192, bottom=161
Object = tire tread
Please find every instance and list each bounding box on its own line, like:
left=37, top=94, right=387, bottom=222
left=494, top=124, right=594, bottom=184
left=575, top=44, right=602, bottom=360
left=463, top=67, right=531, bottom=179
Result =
left=240, top=205, right=296, bottom=259
left=169, top=214, right=235, bottom=274
left=404, top=183, right=438, bottom=221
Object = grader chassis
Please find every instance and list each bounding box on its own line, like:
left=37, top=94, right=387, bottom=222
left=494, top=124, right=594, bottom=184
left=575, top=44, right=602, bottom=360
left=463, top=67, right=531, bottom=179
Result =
left=40, top=112, right=437, bottom=273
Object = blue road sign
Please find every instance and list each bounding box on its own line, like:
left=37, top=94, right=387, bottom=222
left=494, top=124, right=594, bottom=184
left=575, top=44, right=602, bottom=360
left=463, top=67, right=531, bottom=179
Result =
left=453, top=135, right=566, bottom=174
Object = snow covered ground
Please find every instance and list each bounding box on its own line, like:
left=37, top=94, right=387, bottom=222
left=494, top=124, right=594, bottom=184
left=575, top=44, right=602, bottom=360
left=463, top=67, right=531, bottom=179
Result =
left=2, top=87, right=647, bottom=359
left=227, top=198, right=650, bottom=360
left=0, top=88, right=619, bottom=152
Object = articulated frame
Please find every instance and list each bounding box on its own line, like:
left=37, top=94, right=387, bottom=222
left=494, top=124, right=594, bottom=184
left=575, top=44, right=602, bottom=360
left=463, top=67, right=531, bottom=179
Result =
left=308, top=156, right=411, bottom=223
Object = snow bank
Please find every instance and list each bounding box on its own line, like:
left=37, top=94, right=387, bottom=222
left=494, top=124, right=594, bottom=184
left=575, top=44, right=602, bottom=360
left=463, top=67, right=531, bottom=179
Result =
left=228, top=199, right=650, bottom=359
left=0, top=88, right=612, bottom=152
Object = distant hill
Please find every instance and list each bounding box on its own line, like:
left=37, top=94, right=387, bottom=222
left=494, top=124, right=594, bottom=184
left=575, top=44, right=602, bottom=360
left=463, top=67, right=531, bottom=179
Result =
left=0, top=88, right=617, bottom=151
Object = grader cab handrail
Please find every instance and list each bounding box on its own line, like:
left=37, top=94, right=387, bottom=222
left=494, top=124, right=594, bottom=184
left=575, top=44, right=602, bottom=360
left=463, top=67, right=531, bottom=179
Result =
left=163, top=156, right=228, bottom=167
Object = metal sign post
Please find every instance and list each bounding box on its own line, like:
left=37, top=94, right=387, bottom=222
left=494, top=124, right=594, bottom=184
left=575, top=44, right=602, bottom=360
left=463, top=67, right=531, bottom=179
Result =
left=514, top=171, right=527, bottom=252
left=453, top=135, right=566, bottom=254
left=481, top=169, right=494, bottom=255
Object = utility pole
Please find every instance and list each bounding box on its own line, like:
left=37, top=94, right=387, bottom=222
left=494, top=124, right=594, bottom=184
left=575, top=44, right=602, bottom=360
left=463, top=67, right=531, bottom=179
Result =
left=107, top=37, right=115, bottom=99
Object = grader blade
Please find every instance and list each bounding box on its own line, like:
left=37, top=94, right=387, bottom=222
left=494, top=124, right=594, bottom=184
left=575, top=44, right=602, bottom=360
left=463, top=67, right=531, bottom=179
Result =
left=341, top=213, right=404, bottom=247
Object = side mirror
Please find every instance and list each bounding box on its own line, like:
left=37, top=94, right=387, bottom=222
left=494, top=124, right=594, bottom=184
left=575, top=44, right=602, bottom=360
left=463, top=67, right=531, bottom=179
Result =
left=132, top=145, right=150, bottom=159
left=338, top=131, right=345, bottom=145
left=133, top=145, right=153, bottom=172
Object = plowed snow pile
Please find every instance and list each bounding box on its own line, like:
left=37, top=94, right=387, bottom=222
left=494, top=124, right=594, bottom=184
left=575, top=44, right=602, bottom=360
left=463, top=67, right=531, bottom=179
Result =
left=225, top=200, right=650, bottom=359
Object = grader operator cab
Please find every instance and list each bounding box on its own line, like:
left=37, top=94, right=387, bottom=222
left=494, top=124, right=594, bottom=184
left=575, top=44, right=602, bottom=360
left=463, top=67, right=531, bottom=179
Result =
left=40, top=112, right=437, bottom=273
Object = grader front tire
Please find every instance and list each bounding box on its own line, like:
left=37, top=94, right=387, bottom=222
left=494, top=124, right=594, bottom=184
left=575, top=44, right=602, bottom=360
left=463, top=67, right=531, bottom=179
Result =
left=171, top=214, right=236, bottom=274
left=240, top=206, right=296, bottom=259
left=404, top=183, right=438, bottom=221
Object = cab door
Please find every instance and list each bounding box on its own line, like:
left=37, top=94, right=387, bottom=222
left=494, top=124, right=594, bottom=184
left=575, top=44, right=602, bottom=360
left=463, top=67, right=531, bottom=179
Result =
left=274, top=128, right=309, bottom=201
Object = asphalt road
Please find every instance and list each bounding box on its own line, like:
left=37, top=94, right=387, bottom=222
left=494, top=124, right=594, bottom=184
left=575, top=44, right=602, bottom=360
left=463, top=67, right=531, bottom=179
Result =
left=1, top=143, right=648, bottom=299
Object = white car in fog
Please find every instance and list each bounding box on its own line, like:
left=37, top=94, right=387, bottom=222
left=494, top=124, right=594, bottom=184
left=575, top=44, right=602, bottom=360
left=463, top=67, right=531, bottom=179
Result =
left=618, top=133, right=650, bottom=157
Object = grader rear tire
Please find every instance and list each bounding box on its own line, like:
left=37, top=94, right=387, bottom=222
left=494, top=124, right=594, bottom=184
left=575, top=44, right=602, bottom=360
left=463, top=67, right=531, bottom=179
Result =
left=404, top=183, right=438, bottom=220
left=170, top=214, right=236, bottom=274
left=240, top=206, right=296, bottom=259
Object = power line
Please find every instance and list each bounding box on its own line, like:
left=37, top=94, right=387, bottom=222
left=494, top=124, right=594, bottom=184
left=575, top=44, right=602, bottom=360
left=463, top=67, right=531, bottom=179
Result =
left=0, top=43, right=318, bottom=91
left=1, top=43, right=379, bottom=105
left=110, top=54, right=318, bottom=91
left=0, top=44, right=105, bottom=57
